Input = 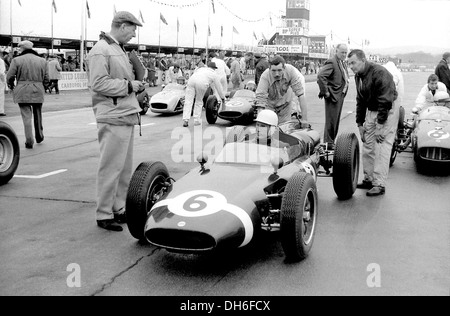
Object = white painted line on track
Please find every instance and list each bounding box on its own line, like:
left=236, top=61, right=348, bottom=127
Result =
left=14, top=169, right=68, bottom=179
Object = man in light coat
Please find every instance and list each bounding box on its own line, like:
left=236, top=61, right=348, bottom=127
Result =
left=210, top=52, right=230, bottom=95
left=47, top=55, right=62, bottom=94
left=415, top=74, right=448, bottom=111
left=87, top=11, right=144, bottom=232
left=6, top=41, right=49, bottom=148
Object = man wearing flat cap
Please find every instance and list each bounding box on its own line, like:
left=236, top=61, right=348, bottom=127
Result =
left=86, top=11, right=144, bottom=232
left=7, top=40, right=49, bottom=149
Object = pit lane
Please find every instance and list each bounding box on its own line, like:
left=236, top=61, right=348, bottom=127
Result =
left=0, top=72, right=448, bottom=296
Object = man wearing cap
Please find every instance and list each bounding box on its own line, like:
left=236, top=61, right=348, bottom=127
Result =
left=86, top=11, right=144, bottom=232
left=182, top=62, right=225, bottom=127
left=6, top=40, right=49, bottom=148
left=435, top=52, right=450, bottom=94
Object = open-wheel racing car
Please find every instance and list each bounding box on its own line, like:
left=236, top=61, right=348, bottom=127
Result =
left=390, top=94, right=450, bottom=172
left=125, top=119, right=360, bottom=262
left=0, top=121, right=20, bottom=186
left=205, top=81, right=258, bottom=125
left=150, top=77, right=213, bottom=115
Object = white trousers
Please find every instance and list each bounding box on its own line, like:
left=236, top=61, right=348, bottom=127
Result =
left=96, top=124, right=135, bottom=221
left=183, top=82, right=208, bottom=122
left=362, top=109, right=397, bottom=188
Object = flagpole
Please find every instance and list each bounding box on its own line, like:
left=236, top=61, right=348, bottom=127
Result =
left=80, top=0, right=85, bottom=72
left=176, top=17, right=179, bottom=56
left=206, top=2, right=210, bottom=61
left=51, top=1, right=54, bottom=55
left=10, top=0, right=13, bottom=52
left=192, top=21, right=195, bottom=64
left=158, top=13, right=161, bottom=56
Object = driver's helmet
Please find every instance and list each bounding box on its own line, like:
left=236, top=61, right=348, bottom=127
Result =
left=255, top=109, right=278, bottom=127
left=434, top=91, right=450, bottom=102
left=245, top=81, right=257, bottom=92
left=176, top=76, right=186, bottom=85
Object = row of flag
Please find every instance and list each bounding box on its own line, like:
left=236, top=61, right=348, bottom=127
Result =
left=15, top=0, right=261, bottom=41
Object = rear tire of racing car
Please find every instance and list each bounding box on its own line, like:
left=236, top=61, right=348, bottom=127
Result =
left=333, top=132, right=360, bottom=200
left=280, top=172, right=318, bottom=262
left=126, top=161, right=170, bottom=242
left=206, top=95, right=219, bottom=124
left=0, top=121, right=20, bottom=186
left=224, top=125, right=250, bottom=145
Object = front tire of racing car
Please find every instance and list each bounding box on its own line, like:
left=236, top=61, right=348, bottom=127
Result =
left=333, top=132, right=360, bottom=200
left=280, top=172, right=318, bottom=262
left=126, top=161, right=170, bottom=242
left=206, top=95, right=219, bottom=124
left=0, top=121, right=20, bottom=186
left=224, top=125, right=250, bottom=145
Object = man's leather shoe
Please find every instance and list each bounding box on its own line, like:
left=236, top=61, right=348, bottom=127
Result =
left=357, top=180, right=373, bottom=190
left=25, top=143, right=33, bottom=149
left=36, top=136, right=44, bottom=144
left=366, top=186, right=385, bottom=197
left=0, top=113, right=6, bottom=116
left=114, top=212, right=127, bottom=224
left=183, top=120, right=189, bottom=127
left=97, top=219, right=123, bottom=232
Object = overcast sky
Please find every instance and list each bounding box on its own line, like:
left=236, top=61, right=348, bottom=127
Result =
left=1, top=0, right=450, bottom=53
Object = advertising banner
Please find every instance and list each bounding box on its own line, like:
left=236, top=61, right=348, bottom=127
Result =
left=59, top=72, right=88, bottom=91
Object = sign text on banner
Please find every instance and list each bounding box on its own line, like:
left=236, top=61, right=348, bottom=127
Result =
left=59, top=72, right=88, bottom=91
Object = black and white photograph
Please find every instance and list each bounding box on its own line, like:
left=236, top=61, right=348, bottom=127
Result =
left=0, top=0, right=449, bottom=299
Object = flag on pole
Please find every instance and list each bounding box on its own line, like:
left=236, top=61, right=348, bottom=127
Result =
left=221, top=26, right=223, bottom=38
left=52, top=0, right=57, bottom=13
left=208, top=26, right=211, bottom=37
left=211, top=0, right=215, bottom=14
left=194, top=20, right=197, bottom=34
left=139, top=10, right=145, bottom=23
left=348, top=37, right=350, bottom=44
left=233, top=26, right=239, bottom=35
left=253, top=31, right=257, bottom=41
left=160, top=13, right=168, bottom=25
left=17, top=0, right=22, bottom=6
left=86, top=1, right=91, bottom=19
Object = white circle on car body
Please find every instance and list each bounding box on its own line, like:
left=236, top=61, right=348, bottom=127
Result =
left=428, top=130, right=450, bottom=140
left=226, top=101, right=244, bottom=108
left=302, top=162, right=317, bottom=182
left=152, top=190, right=254, bottom=247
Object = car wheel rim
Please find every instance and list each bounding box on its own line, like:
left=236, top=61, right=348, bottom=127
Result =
left=145, top=175, right=167, bottom=212
left=302, top=188, right=317, bottom=246
left=0, top=134, right=14, bottom=173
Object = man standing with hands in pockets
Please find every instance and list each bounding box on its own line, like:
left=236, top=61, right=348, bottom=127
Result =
left=87, top=11, right=144, bottom=231
left=347, top=49, right=397, bottom=197
left=317, top=44, right=350, bottom=149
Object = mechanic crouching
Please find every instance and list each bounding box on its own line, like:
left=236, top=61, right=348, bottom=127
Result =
left=255, top=56, right=308, bottom=125
left=347, top=49, right=398, bottom=197
left=182, top=62, right=225, bottom=127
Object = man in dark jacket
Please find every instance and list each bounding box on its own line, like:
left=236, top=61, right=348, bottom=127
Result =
left=435, top=52, right=450, bottom=93
left=317, top=44, right=350, bottom=148
left=347, top=49, right=397, bottom=197
left=6, top=40, right=49, bottom=149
